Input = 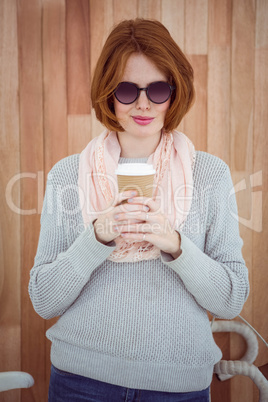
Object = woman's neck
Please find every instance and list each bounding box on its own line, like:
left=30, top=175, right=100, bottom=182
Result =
left=117, top=131, right=161, bottom=158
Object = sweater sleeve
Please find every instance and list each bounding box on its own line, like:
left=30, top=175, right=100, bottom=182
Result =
left=161, top=165, right=249, bottom=319
left=28, top=168, right=116, bottom=320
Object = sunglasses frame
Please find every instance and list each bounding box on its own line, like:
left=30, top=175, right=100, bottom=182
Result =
left=114, top=81, right=176, bottom=105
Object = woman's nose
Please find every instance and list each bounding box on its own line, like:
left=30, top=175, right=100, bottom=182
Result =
left=135, top=90, right=151, bottom=110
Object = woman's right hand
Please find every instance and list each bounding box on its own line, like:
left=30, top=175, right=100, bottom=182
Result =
left=93, top=190, right=150, bottom=244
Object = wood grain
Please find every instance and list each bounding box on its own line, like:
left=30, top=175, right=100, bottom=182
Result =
left=113, top=0, right=138, bottom=23
left=162, top=0, right=185, bottom=133
left=0, top=0, right=21, bottom=401
left=207, top=3, right=232, bottom=400
left=17, top=0, right=46, bottom=401
left=230, top=0, right=256, bottom=400
left=207, top=0, right=231, bottom=164
left=89, top=0, right=113, bottom=77
left=184, top=0, right=208, bottom=147
left=89, top=0, right=113, bottom=140
left=185, top=0, right=208, bottom=55
left=161, top=0, right=185, bottom=51
left=66, top=0, right=91, bottom=114
left=43, top=0, right=68, bottom=173
left=252, top=0, right=268, bottom=377
left=137, top=0, right=161, bottom=20
left=207, top=46, right=231, bottom=163
left=42, top=0, right=68, bottom=396
left=256, top=0, right=268, bottom=49
left=68, top=115, right=91, bottom=155
left=230, top=0, right=255, bottom=173
left=252, top=47, right=268, bottom=367
left=184, top=55, right=207, bottom=151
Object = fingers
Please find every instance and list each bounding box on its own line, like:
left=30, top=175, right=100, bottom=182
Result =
left=114, top=205, right=149, bottom=221
left=127, top=196, right=161, bottom=214
left=116, top=222, right=160, bottom=235
left=112, top=205, right=154, bottom=240
left=120, top=229, right=158, bottom=245
left=113, top=190, right=138, bottom=207
left=114, top=212, right=149, bottom=224
left=113, top=192, right=159, bottom=215
left=112, top=195, right=180, bottom=255
left=96, top=193, right=163, bottom=245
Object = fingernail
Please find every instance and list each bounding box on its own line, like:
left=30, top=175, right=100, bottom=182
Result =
left=128, top=198, right=134, bottom=203
left=114, top=214, right=119, bottom=220
left=145, top=206, right=149, bottom=211
left=123, top=190, right=136, bottom=197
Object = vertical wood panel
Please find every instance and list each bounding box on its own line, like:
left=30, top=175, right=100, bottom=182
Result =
left=253, top=0, right=268, bottom=380
left=42, top=0, right=68, bottom=395
left=43, top=0, right=68, bottom=172
left=68, top=115, right=91, bottom=155
left=255, top=0, right=268, bottom=49
left=0, top=0, right=20, bottom=401
left=17, top=0, right=46, bottom=401
left=230, top=0, right=256, bottom=400
left=137, top=0, right=161, bottom=20
left=207, top=0, right=231, bottom=164
left=161, top=0, right=185, bottom=132
left=161, top=0, right=185, bottom=50
left=207, top=46, right=231, bottom=163
left=113, top=0, right=138, bottom=23
left=184, top=0, right=208, bottom=149
left=89, top=0, right=113, bottom=75
left=208, top=2, right=232, bottom=400
left=66, top=0, right=91, bottom=114
left=89, top=0, right=113, bottom=139
left=185, top=0, right=208, bottom=55
left=184, top=55, right=207, bottom=151
left=230, top=0, right=255, bottom=173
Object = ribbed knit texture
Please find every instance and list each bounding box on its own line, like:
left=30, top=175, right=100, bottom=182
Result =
left=29, top=151, right=249, bottom=392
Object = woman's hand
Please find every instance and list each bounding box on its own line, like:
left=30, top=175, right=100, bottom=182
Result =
left=93, top=191, right=150, bottom=245
left=113, top=196, right=182, bottom=259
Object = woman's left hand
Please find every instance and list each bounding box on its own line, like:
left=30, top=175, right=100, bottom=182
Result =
left=114, top=196, right=182, bottom=259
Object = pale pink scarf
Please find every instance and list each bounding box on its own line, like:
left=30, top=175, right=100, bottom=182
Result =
left=78, top=129, right=195, bottom=262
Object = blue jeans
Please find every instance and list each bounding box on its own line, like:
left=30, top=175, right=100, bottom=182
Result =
left=48, top=365, right=210, bottom=402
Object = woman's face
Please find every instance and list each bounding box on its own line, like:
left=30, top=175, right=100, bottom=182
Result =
left=114, top=53, right=170, bottom=141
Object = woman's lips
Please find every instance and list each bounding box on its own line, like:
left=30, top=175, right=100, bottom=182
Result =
left=132, top=116, right=154, bottom=126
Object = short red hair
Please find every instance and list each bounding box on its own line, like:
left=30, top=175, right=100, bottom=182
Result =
left=91, top=19, right=195, bottom=132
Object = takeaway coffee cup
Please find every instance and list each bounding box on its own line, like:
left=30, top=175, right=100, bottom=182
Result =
left=115, top=163, right=155, bottom=198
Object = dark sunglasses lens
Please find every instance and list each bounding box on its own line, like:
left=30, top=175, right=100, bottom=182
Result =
left=148, top=82, right=171, bottom=103
left=115, top=82, right=138, bottom=104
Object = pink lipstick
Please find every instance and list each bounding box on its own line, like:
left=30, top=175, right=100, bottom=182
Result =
left=132, top=116, right=154, bottom=126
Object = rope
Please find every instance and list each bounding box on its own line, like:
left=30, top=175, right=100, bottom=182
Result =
left=211, top=319, right=268, bottom=402
left=212, top=320, right=259, bottom=370
left=214, top=360, right=268, bottom=402
left=0, top=372, right=34, bottom=392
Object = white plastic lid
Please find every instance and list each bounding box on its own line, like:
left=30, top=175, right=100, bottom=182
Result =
left=115, top=163, right=155, bottom=176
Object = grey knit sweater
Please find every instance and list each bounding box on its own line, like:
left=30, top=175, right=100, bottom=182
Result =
left=29, top=151, right=249, bottom=392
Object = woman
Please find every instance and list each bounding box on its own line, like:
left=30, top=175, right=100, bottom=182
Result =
left=29, top=19, right=249, bottom=401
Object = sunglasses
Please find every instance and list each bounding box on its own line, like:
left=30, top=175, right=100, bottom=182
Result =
left=114, top=81, right=176, bottom=105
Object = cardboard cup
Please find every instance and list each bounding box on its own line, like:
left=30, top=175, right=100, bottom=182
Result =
left=115, top=163, right=155, bottom=199
left=117, top=174, right=155, bottom=198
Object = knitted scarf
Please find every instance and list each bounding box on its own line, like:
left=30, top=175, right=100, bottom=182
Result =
left=78, top=129, right=195, bottom=262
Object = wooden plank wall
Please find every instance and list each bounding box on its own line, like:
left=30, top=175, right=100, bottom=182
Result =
left=0, top=0, right=267, bottom=401
left=0, top=1, right=21, bottom=402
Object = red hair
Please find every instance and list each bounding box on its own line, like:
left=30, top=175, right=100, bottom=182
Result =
left=91, top=19, right=195, bottom=132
